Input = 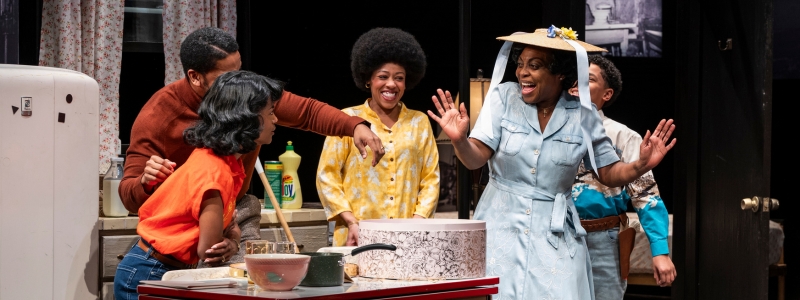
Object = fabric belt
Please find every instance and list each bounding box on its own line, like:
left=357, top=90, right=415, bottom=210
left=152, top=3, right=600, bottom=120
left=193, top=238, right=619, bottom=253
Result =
left=137, top=239, right=197, bottom=270
left=580, top=213, right=629, bottom=232
left=487, top=177, right=587, bottom=258
left=546, top=192, right=587, bottom=258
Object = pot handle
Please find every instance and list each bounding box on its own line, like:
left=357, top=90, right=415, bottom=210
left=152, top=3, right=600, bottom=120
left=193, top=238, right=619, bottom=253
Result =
left=350, top=243, right=397, bottom=256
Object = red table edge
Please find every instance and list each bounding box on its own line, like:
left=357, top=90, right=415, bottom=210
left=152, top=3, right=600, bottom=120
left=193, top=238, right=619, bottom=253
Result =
left=140, top=287, right=498, bottom=300
left=379, top=286, right=499, bottom=300
left=138, top=276, right=500, bottom=300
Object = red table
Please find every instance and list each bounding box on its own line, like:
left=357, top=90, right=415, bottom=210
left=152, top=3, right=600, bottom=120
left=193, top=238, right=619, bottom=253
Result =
left=138, top=276, right=499, bottom=300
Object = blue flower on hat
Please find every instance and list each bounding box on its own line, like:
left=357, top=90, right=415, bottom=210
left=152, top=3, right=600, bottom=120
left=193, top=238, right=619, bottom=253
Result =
left=546, top=25, right=579, bottom=40
left=547, top=25, right=558, bottom=38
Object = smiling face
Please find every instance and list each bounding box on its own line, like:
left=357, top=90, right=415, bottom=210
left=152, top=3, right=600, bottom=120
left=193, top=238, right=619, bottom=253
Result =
left=568, top=63, right=614, bottom=110
left=515, top=46, right=563, bottom=105
left=368, top=63, right=406, bottom=112
left=255, top=99, right=278, bottom=145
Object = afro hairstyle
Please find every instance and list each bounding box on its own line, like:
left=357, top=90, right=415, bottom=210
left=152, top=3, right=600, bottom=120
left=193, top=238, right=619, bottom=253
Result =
left=587, top=55, right=623, bottom=107
left=351, top=28, right=427, bottom=91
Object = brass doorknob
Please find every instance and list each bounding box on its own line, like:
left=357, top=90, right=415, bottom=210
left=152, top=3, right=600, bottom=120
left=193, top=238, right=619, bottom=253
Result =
left=741, top=197, right=760, bottom=212
left=770, top=198, right=779, bottom=211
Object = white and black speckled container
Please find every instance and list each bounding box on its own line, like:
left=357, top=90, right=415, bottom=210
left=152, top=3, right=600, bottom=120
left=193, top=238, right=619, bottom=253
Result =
left=358, top=219, right=486, bottom=280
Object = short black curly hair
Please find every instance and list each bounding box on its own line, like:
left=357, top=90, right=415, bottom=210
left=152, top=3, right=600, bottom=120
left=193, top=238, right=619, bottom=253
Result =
left=511, top=43, right=577, bottom=91
left=351, top=28, right=427, bottom=91
left=183, top=71, right=284, bottom=156
left=180, top=27, right=239, bottom=80
left=588, top=55, right=623, bottom=107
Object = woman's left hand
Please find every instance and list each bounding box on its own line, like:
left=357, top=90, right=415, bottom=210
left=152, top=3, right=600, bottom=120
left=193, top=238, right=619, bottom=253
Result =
left=637, top=119, right=676, bottom=172
left=204, top=220, right=241, bottom=265
left=204, top=238, right=239, bottom=265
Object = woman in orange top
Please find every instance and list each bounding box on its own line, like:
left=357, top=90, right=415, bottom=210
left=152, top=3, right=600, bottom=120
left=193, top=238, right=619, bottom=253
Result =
left=114, top=70, right=283, bottom=299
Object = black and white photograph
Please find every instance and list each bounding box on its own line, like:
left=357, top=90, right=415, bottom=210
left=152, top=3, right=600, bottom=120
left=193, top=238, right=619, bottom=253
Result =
left=584, top=0, right=662, bottom=57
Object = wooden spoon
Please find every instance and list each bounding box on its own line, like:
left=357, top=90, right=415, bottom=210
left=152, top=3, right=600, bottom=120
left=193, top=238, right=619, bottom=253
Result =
left=255, top=158, right=296, bottom=252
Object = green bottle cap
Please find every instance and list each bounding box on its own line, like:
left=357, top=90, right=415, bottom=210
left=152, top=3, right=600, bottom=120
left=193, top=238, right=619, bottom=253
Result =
left=286, top=141, right=294, bottom=151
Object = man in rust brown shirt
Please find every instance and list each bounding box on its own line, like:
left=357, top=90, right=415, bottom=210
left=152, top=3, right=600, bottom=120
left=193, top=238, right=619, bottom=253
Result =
left=120, top=27, right=385, bottom=266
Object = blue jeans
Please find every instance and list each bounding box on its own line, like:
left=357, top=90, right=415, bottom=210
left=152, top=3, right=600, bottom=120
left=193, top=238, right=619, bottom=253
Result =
left=586, top=228, right=626, bottom=300
left=113, top=240, right=173, bottom=300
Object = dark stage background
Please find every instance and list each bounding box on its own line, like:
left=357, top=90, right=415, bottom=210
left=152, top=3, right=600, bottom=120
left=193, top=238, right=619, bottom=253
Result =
left=768, top=0, right=798, bottom=298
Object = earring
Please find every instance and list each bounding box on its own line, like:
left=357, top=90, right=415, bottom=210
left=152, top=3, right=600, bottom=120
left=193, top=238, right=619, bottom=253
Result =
left=365, top=82, right=371, bottom=89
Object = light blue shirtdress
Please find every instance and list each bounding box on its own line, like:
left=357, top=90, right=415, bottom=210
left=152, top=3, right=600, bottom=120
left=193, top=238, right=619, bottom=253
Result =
left=470, top=82, right=620, bottom=300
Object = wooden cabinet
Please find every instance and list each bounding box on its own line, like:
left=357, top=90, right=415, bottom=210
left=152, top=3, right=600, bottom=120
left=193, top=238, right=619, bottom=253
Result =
left=102, top=235, right=140, bottom=278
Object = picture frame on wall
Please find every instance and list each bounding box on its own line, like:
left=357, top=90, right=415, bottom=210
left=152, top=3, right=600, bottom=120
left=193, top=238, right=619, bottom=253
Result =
left=584, top=0, right=663, bottom=57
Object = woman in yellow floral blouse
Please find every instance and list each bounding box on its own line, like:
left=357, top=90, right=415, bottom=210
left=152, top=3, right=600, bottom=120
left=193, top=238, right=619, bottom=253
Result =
left=316, top=28, right=440, bottom=246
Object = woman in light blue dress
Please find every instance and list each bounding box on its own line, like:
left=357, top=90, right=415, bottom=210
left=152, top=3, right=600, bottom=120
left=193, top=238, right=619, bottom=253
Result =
left=428, top=27, right=676, bottom=299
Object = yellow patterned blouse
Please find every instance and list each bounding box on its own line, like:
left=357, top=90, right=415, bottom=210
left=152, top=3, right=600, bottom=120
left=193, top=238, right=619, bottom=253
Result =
left=317, top=99, right=440, bottom=246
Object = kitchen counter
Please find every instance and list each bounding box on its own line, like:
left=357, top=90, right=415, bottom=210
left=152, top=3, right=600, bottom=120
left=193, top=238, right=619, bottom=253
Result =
left=99, top=208, right=330, bottom=300
left=98, top=208, right=328, bottom=230
left=138, top=276, right=499, bottom=300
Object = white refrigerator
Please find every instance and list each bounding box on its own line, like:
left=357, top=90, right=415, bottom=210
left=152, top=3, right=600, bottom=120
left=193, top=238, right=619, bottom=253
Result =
left=0, top=64, right=100, bottom=299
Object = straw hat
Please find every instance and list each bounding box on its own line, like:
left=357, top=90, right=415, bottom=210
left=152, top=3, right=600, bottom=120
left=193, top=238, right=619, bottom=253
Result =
left=497, top=27, right=607, bottom=52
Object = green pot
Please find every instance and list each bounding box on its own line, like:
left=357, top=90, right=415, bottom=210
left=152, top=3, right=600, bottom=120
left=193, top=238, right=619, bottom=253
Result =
left=298, top=243, right=397, bottom=287
left=297, top=252, right=344, bottom=287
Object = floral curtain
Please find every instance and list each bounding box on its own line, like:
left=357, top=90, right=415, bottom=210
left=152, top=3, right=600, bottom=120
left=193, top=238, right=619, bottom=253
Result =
left=162, top=0, right=236, bottom=85
left=39, top=0, right=125, bottom=174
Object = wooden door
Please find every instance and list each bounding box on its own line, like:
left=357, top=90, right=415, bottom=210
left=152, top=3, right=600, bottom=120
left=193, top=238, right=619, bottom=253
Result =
left=673, top=0, right=773, bottom=298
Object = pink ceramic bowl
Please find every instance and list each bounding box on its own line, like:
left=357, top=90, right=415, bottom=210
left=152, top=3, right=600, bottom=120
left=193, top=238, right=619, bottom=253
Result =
left=244, top=254, right=310, bottom=291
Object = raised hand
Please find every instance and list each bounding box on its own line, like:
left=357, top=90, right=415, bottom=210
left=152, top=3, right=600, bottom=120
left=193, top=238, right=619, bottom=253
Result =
left=638, top=119, right=676, bottom=171
left=427, top=89, right=470, bottom=142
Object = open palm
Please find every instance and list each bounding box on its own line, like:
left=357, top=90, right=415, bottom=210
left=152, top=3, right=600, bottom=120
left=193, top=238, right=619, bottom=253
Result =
left=427, top=89, right=470, bottom=142
left=639, top=119, right=677, bottom=171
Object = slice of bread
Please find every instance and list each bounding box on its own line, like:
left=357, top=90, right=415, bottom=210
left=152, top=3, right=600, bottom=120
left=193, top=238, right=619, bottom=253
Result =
left=344, top=263, right=359, bottom=277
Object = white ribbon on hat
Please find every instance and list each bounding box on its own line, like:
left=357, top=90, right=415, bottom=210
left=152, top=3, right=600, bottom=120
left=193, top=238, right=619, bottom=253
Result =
left=474, top=32, right=600, bottom=175
left=473, top=32, right=525, bottom=140
left=562, top=38, right=599, bottom=176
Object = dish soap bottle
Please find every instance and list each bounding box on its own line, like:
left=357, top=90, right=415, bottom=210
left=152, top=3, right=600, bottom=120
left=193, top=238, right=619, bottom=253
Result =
left=102, top=157, right=128, bottom=217
left=279, top=141, right=303, bottom=209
